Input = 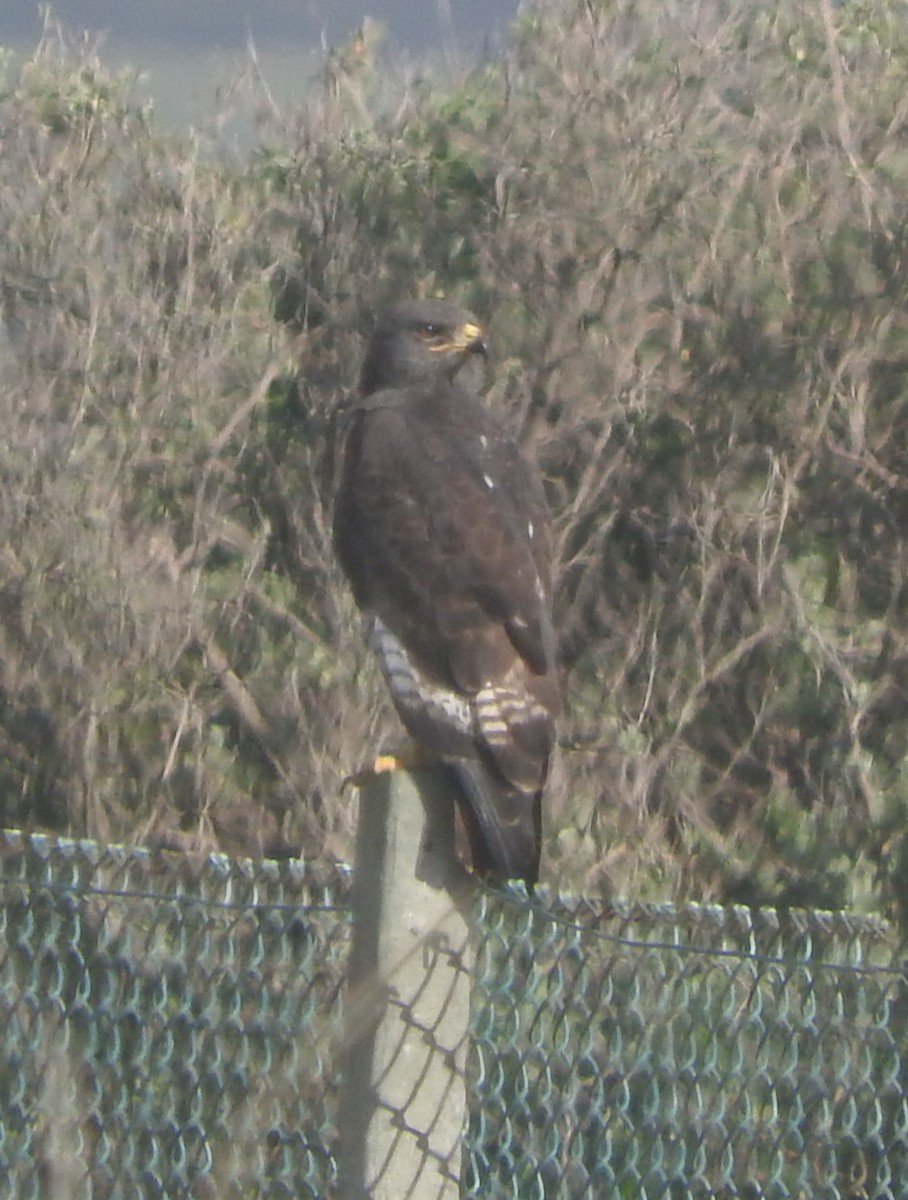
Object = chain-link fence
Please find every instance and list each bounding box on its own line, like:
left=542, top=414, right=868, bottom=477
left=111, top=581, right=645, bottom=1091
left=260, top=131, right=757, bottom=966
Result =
left=1, top=829, right=906, bottom=1198
left=0, top=832, right=350, bottom=1200
left=470, top=893, right=908, bottom=1198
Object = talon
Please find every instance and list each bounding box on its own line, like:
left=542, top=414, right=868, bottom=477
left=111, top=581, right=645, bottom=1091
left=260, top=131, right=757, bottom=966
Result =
left=372, top=753, right=403, bottom=774
left=342, top=741, right=434, bottom=790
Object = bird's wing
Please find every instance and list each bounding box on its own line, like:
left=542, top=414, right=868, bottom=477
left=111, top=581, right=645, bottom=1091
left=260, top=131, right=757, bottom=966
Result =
left=335, top=392, right=556, bottom=690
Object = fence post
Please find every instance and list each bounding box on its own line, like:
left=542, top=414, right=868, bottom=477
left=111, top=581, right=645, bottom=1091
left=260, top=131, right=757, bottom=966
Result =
left=338, top=766, right=474, bottom=1200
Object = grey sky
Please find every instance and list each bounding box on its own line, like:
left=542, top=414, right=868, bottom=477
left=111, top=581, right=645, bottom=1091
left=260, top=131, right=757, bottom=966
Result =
left=0, top=1, right=518, bottom=50
left=0, top=1, right=520, bottom=128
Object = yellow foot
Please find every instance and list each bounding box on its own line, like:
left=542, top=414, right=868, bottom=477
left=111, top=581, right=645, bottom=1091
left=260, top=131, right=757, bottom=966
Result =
left=372, top=753, right=405, bottom=773
left=342, top=740, right=432, bottom=789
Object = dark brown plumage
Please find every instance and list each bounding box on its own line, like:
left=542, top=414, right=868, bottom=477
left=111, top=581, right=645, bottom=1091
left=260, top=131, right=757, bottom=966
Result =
left=333, top=299, right=559, bottom=884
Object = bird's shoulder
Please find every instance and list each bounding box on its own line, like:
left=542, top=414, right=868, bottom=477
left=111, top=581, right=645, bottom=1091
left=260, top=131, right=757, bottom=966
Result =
left=340, top=381, right=511, bottom=474
left=347, top=379, right=490, bottom=428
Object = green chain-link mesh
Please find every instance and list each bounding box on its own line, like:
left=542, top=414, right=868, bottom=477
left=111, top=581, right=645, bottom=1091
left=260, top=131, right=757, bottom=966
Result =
left=469, top=893, right=908, bottom=1198
left=2, top=830, right=907, bottom=1198
left=0, top=832, right=349, bottom=1199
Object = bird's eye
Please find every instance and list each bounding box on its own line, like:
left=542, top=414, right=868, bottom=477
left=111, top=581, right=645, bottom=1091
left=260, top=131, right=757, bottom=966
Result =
left=417, top=323, right=441, bottom=339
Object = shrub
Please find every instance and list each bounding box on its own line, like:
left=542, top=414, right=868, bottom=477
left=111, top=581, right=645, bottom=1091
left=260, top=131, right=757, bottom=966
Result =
left=5, top=2, right=908, bottom=919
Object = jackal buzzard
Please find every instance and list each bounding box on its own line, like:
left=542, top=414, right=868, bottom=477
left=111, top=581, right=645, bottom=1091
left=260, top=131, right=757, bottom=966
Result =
left=333, top=299, right=559, bottom=884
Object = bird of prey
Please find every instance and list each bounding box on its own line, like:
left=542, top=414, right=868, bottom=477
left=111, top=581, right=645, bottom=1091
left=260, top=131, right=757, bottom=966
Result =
left=333, top=299, right=559, bottom=885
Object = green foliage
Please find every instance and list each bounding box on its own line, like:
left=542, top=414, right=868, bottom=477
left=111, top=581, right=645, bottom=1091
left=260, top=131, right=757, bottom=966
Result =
left=6, top=1, right=908, bottom=922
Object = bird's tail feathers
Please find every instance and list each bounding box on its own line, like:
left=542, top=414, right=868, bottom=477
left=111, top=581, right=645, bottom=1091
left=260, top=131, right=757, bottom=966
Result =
left=446, top=759, right=540, bottom=886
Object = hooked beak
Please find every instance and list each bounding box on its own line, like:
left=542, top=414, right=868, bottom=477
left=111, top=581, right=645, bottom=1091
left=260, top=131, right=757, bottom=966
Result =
left=458, top=320, right=488, bottom=356
left=429, top=320, right=488, bottom=357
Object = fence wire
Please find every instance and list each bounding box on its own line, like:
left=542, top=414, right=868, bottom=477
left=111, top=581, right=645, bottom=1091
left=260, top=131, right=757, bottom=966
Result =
left=0, top=832, right=350, bottom=1200
left=469, top=893, right=908, bottom=1199
left=1, top=830, right=907, bottom=1199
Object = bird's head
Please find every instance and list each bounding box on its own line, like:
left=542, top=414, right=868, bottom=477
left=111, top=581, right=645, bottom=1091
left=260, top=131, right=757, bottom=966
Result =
left=359, top=299, right=487, bottom=395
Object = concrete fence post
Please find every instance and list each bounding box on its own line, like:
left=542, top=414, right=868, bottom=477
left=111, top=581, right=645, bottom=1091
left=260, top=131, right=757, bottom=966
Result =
left=338, top=767, right=474, bottom=1200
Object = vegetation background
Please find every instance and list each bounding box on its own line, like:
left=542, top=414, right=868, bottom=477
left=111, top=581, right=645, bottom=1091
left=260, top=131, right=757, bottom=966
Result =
left=3, top=0, right=908, bottom=921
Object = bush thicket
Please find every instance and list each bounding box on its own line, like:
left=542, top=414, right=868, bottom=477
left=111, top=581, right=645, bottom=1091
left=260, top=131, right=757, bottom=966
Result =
left=4, top=1, right=908, bottom=918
